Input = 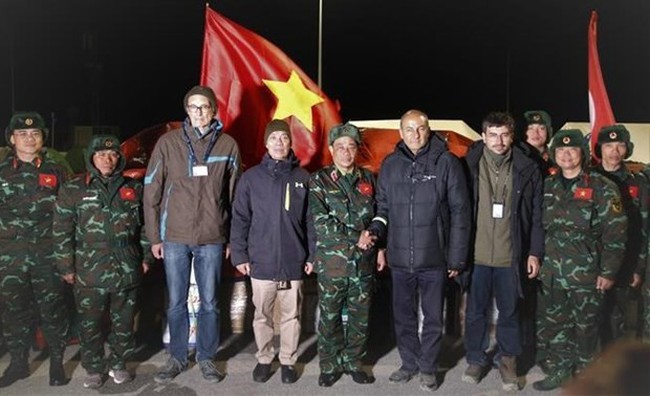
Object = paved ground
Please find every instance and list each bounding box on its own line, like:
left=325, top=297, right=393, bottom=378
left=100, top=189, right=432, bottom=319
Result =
left=0, top=278, right=560, bottom=396
left=0, top=331, right=558, bottom=396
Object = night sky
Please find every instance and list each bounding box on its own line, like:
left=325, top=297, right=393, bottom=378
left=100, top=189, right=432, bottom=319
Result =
left=0, top=0, right=648, bottom=149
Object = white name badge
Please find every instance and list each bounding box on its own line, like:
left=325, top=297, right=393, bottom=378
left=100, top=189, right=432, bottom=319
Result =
left=192, top=165, right=208, bottom=177
left=492, top=203, right=504, bottom=219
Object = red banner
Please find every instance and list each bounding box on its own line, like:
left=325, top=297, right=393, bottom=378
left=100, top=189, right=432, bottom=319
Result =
left=200, top=6, right=341, bottom=170
left=588, top=10, right=616, bottom=161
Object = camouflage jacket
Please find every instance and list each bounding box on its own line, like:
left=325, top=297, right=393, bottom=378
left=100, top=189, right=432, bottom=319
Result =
left=541, top=169, right=627, bottom=287
left=596, top=163, right=649, bottom=281
left=0, top=154, right=67, bottom=249
left=309, top=165, right=377, bottom=278
left=53, top=173, right=153, bottom=290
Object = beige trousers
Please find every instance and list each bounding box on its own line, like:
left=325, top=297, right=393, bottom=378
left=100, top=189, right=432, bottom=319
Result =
left=250, top=278, right=303, bottom=365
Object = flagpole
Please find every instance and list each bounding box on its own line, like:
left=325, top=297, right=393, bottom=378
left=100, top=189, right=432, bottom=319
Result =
left=317, top=0, right=323, bottom=88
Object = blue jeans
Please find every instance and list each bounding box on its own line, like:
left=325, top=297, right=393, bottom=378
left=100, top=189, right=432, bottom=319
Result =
left=391, top=267, right=445, bottom=375
left=464, top=264, right=521, bottom=366
left=163, top=242, right=222, bottom=363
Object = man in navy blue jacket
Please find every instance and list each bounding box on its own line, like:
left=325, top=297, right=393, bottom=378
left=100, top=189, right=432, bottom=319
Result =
left=368, top=109, right=471, bottom=392
left=230, top=119, right=315, bottom=385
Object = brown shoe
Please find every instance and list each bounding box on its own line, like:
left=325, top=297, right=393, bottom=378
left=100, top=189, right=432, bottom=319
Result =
left=498, top=356, right=519, bottom=391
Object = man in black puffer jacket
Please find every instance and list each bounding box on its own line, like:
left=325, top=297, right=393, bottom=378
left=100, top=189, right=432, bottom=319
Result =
left=368, top=109, right=471, bottom=392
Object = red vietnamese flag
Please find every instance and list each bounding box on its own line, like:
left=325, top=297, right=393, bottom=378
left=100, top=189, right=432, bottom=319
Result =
left=588, top=10, right=616, bottom=161
left=200, top=6, right=341, bottom=170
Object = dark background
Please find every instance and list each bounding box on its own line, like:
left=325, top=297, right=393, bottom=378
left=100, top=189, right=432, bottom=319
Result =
left=0, top=0, right=648, bottom=149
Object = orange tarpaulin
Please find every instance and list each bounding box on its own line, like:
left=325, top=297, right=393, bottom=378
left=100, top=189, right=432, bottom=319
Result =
left=121, top=123, right=476, bottom=176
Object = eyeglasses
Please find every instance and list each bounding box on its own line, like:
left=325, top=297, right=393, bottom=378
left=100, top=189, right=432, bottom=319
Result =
left=187, top=104, right=212, bottom=114
left=13, top=130, right=43, bottom=139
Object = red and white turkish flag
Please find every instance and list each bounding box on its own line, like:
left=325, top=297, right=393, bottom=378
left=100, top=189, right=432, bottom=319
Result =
left=588, top=10, right=616, bottom=161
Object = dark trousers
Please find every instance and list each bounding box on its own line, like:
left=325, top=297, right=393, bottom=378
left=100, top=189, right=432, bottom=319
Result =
left=391, top=267, right=445, bottom=375
left=464, top=265, right=521, bottom=366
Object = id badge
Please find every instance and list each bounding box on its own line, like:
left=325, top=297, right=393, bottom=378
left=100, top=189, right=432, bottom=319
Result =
left=192, top=165, right=208, bottom=177
left=276, top=281, right=291, bottom=290
left=492, top=203, right=504, bottom=219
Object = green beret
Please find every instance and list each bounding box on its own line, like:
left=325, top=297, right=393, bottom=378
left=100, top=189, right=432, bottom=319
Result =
left=550, top=129, right=589, bottom=164
left=596, top=124, right=634, bottom=159
left=328, top=122, right=361, bottom=146
left=6, top=111, right=49, bottom=145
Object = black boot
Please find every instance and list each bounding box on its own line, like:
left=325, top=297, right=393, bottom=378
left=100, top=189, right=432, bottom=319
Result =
left=0, top=350, right=29, bottom=388
left=49, top=351, right=67, bottom=386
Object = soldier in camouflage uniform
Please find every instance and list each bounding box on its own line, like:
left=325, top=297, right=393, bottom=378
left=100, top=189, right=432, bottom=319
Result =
left=309, top=123, right=384, bottom=387
left=594, top=125, right=648, bottom=345
left=52, top=135, right=153, bottom=389
left=643, top=163, right=650, bottom=343
left=533, top=129, right=627, bottom=391
left=0, top=112, right=69, bottom=388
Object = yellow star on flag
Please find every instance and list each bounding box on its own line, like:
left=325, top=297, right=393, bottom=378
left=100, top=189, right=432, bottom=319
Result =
left=263, top=70, right=324, bottom=132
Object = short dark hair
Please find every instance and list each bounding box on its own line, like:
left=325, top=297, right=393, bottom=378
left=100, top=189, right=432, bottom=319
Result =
left=482, top=112, right=515, bottom=135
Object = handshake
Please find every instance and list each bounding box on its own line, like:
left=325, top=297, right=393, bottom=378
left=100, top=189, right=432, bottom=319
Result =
left=356, top=230, right=377, bottom=251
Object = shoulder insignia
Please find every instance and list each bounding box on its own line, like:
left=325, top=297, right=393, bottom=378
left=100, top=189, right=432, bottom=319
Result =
left=330, top=169, right=339, bottom=182
left=611, top=197, right=622, bottom=213
left=574, top=187, right=593, bottom=200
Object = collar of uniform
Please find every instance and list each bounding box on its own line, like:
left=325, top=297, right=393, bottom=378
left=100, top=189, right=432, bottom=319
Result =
left=12, top=156, right=42, bottom=169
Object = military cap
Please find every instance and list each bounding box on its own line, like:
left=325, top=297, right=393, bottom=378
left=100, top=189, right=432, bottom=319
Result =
left=5, top=111, right=49, bottom=144
left=595, top=124, right=634, bottom=159
left=264, top=119, right=292, bottom=144
left=89, top=135, right=121, bottom=153
left=328, top=122, right=361, bottom=146
left=549, top=129, right=589, bottom=165
left=183, top=85, right=217, bottom=111
left=524, top=110, right=553, bottom=143
left=85, top=134, right=126, bottom=175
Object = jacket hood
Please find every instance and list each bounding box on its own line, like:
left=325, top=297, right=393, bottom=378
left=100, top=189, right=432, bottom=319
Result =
left=85, top=134, right=126, bottom=178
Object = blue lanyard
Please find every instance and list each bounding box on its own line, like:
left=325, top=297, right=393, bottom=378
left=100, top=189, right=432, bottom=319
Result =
left=181, top=118, right=222, bottom=166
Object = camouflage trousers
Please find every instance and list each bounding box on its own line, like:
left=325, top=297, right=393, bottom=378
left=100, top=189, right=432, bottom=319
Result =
left=536, top=281, right=604, bottom=377
left=74, top=286, right=137, bottom=374
left=641, top=284, right=650, bottom=343
left=317, top=274, right=373, bottom=373
left=0, top=257, right=68, bottom=358
left=601, top=285, right=643, bottom=346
